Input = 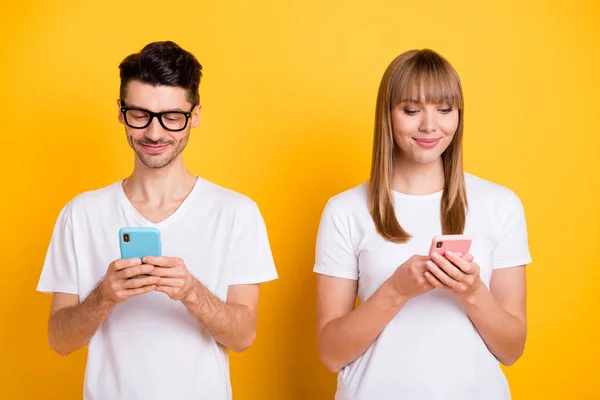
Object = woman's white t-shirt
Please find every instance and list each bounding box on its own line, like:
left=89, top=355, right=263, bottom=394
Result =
left=314, top=173, right=532, bottom=400
left=37, top=178, right=278, bottom=400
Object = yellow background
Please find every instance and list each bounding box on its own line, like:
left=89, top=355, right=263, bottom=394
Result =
left=1, top=0, right=599, bottom=398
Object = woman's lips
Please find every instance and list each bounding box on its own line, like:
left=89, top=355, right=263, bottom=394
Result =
left=413, top=138, right=441, bottom=149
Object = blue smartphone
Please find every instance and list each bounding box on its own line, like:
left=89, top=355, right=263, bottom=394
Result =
left=119, top=227, right=162, bottom=260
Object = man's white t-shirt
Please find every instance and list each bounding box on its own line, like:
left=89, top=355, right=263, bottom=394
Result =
left=314, top=173, right=532, bottom=400
left=37, top=178, right=278, bottom=400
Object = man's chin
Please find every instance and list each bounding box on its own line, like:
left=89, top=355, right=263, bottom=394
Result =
left=136, top=152, right=174, bottom=169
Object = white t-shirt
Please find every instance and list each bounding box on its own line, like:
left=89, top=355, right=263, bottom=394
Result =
left=37, top=178, right=278, bottom=400
left=314, top=173, right=532, bottom=400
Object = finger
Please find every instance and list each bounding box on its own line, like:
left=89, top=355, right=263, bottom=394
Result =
left=116, top=264, right=155, bottom=280
left=454, top=252, right=474, bottom=263
left=150, top=266, right=183, bottom=278
left=155, top=277, right=185, bottom=287
left=112, top=258, right=142, bottom=271
left=121, top=285, right=156, bottom=298
left=143, top=256, right=179, bottom=268
left=426, top=260, right=459, bottom=289
left=424, top=271, right=445, bottom=289
left=415, top=272, right=434, bottom=290
left=431, top=252, right=467, bottom=281
left=444, top=251, right=475, bottom=274
left=155, top=286, right=176, bottom=298
left=118, top=275, right=160, bottom=290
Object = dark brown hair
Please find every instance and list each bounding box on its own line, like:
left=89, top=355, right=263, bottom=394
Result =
left=119, top=41, right=202, bottom=105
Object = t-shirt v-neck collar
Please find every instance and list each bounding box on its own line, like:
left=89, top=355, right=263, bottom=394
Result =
left=115, top=177, right=202, bottom=229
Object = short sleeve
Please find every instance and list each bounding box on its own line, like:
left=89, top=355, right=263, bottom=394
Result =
left=492, top=191, right=532, bottom=270
left=37, top=203, right=79, bottom=294
left=228, top=201, right=278, bottom=286
left=313, top=202, right=358, bottom=280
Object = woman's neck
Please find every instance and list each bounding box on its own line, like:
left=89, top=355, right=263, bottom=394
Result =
left=391, top=154, right=445, bottom=195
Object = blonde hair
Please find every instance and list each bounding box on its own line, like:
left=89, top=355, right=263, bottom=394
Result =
left=369, top=49, right=467, bottom=243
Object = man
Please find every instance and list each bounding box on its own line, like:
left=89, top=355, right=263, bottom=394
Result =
left=37, top=41, right=278, bottom=399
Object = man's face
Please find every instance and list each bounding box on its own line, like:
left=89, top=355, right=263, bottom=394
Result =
left=118, top=81, right=200, bottom=169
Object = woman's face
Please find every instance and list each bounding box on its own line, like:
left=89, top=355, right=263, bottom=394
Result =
left=391, top=101, right=459, bottom=164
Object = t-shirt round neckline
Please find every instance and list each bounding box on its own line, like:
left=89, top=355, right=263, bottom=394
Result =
left=392, top=188, right=443, bottom=202
left=116, top=177, right=202, bottom=229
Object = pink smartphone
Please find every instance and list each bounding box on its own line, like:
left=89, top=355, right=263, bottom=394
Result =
left=429, top=234, right=472, bottom=258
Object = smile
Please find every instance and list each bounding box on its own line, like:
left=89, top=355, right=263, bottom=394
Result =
left=140, top=144, right=170, bottom=154
left=413, top=138, right=441, bottom=149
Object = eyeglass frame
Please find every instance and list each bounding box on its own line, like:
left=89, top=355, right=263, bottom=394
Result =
left=119, top=100, right=196, bottom=132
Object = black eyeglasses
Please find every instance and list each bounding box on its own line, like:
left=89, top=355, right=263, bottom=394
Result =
left=120, top=100, right=196, bottom=132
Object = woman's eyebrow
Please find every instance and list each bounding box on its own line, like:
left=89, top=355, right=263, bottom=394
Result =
left=400, top=98, right=420, bottom=104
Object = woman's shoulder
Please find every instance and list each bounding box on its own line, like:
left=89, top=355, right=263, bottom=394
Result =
left=464, top=172, right=524, bottom=216
left=465, top=173, right=519, bottom=200
left=325, top=181, right=370, bottom=215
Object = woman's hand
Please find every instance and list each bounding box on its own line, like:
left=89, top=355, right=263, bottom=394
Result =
left=424, top=251, right=486, bottom=301
left=390, top=255, right=437, bottom=299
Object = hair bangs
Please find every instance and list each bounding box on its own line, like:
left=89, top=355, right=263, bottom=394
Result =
left=390, top=52, right=463, bottom=109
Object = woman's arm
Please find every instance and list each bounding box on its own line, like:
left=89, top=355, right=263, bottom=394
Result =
left=425, top=251, right=527, bottom=365
left=461, top=266, right=527, bottom=365
left=316, top=275, right=406, bottom=372
left=317, top=255, right=437, bottom=372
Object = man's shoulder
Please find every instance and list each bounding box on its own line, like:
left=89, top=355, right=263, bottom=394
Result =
left=64, top=181, right=121, bottom=215
left=195, top=179, right=257, bottom=212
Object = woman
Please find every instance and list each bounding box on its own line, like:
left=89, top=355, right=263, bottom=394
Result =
left=314, top=49, right=531, bottom=400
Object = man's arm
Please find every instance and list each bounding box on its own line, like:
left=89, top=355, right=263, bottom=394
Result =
left=182, top=282, right=258, bottom=353
left=47, top=258, right=157, bottom=356
left=48, top=290, right=113, bottom=356
left=147, top=256, right=259, bottom=353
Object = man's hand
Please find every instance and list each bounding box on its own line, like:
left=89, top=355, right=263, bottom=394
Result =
left=144, top=256, right=195, bottom=301
left=99, top=258, right=159, bottom=305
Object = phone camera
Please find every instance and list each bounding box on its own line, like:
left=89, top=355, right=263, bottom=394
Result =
left=436, top=241, right=443, bottom=248
left=123, top=233, right=130, bottom=243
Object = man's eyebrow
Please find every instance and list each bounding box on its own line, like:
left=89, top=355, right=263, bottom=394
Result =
left=122, top=103, right=187, bottom=112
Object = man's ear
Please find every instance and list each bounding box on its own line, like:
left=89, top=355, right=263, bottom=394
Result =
left=117, top=99, right=124, bottom=125
left=190, top=104, right=202, bottom=128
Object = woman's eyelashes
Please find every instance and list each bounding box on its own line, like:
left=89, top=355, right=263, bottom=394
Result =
left=402, top=106, right=454, bottom=115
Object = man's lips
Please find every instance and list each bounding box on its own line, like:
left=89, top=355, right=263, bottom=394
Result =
left=139, top=143, right=170, bottom=154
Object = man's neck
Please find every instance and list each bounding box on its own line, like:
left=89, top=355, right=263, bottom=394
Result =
left=122, top=158, right=197, bottom=206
